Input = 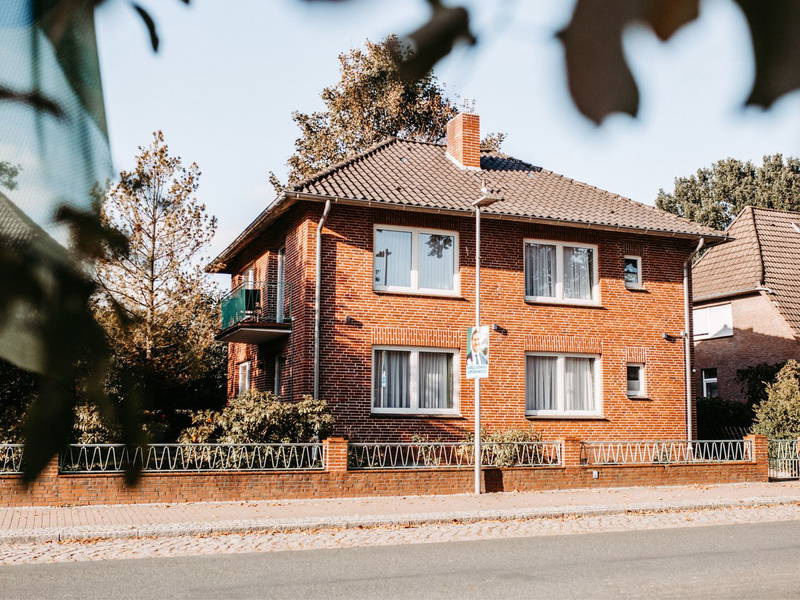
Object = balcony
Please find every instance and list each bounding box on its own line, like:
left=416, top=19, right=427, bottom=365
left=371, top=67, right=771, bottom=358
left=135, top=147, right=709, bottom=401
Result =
left=217, top=281, right=291, bottom=344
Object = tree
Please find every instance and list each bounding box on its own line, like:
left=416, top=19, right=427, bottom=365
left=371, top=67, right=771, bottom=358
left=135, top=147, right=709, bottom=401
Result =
left=655, top=155, right=800, bottom=230
left=751, top=360, right=800, bottom=439
left=276, top=36, right=504, bottom=188
left=95, top=131, right=224, bottom=428
left=0, top=161, right=19, bottom=191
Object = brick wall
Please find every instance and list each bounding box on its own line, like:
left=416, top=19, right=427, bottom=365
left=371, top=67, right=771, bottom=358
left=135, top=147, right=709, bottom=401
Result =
left=0, top=436, right=768, bottom=507
left=694, top=293, right=800, bottom=403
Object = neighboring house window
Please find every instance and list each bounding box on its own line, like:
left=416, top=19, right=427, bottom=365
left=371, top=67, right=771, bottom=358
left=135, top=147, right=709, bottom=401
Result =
left=238, top=361, right=251, bottom=394
left=373, top=226, right=459, bottom=294
left=525, top=353, right=601, bottom=416
left=623, top=255, right=642, bottom=289
left=372, top=346, right=458, bottom=414
left=524, top=240, right=599, bottom=304
left=693, top=304, right=733, bottom=339
left=274, top=356, right=283, bottom=397
left=626, top=363, right=646, bottom=398
left=701, top=368, right=719, bottom=398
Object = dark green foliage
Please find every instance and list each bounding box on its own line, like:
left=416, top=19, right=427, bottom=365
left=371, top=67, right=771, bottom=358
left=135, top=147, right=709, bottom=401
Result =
left=656, top=155, right=800, bottom=229
left=737, top=361, right=787, bottom=407
left=696, top=396, right=753, bottom=439
left=751, top=360, right=800, bottom=439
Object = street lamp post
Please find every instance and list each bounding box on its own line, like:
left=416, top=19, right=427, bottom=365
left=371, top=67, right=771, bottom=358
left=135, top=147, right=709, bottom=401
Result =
left=472, top=185, right=502, bottom=495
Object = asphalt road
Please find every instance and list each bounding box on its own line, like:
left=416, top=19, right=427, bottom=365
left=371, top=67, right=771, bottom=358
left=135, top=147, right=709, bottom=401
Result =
left=1, top=520, right=799, bottom=599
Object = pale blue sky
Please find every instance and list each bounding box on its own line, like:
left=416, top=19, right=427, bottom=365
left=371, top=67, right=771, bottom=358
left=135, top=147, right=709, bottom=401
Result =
left=95, top=0, right=800, bottom=262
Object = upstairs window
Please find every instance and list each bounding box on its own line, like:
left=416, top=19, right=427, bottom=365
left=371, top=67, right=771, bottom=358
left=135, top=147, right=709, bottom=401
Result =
left=693, top=304, right=733, bottom=339
left=373, top=226, right=458, bottom=294
left=372, top=347, right=458, bottom=414
left=524, top=240, right=599, bottom=304
left=623, top=255, right=642, bottom=289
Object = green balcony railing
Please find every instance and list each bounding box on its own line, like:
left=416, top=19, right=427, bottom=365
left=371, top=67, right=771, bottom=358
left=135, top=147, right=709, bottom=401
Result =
left=220, top=281, right=290, bottom=330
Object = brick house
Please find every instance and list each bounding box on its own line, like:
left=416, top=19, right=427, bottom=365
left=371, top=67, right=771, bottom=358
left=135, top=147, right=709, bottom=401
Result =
left=207, top=113, right=724, bottom=442
left=693, top=206, right=800, bottom=403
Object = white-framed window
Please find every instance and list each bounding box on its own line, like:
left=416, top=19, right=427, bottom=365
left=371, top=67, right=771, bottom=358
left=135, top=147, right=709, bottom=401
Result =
left=372, top=346, right=459, bottom=414
left=701, top=368, right=719, bottom=398
left=623, top=255, right=642, bottom=289
left=626, top=363, right=646, bottom=398
left=238, top=361, right=251, bottom=395
left=373, top=225, right=459, bottom=295
left=693, top=304, right=733, bottom=339
left=525, top=353, right=601, bottom=416
left=524, top=239, right=600, bottom=305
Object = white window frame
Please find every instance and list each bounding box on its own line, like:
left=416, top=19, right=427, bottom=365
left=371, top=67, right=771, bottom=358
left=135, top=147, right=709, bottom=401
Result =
left=371, top=345, right=460, bottom=415
left=693, top=303, right=733, bottom=340
left=523, top=239, right=601, bottom=306
left=373, top=225, right=460, bottom=296
left=524, top=352, right=603, bottom=417
left=623, top=255, right=643, bottom=289
left=701, top=368, right=719, bottom=398
left=626, top=363, right=646, bottom=398
left=238, top=361, right=251, bottom=395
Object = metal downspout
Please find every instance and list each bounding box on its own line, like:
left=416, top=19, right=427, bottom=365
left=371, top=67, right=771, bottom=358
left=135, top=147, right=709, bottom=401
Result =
left=684, top=237, right=705, bottom=440
left=313, top=200, right=332, bottom=400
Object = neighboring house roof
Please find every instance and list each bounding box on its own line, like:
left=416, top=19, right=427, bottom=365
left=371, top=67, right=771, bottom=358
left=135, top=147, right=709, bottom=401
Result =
left=208, top=138, right=725, bottom=273
left=0, top=190, right=65, bottom=256
left=693, top=206, right=800, bottom=336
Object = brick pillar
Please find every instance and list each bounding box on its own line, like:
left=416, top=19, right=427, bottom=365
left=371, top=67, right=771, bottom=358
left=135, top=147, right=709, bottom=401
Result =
left=559, top=437, right=582, bottom=468
left=323, top=437, right=349, bottom=472
left=744, top=434, right=769, bottom=481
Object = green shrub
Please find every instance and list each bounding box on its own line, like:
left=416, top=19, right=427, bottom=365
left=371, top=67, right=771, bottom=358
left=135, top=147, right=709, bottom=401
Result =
left=463, top=427, right=544, bottom=467
left=751, top=360, right=800, bottom=439
left=72, top=403, right=119, bottom=444
left=178, top=391, right=334, bottom=444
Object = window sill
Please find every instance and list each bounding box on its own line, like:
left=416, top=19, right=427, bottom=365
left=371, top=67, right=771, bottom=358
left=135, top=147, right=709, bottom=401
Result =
left=371, top=411, right=464, bottom=419
left=525, top=413, right=607, bottom=421
left=694, top=333, right=734, bottom=341
left=625, top=286, right=648, bottom=292
left=627, top=395, right=651, bottom=401
left=524, top=297, right=604, bottom=309
left=373, top=289, right=464, bottom=300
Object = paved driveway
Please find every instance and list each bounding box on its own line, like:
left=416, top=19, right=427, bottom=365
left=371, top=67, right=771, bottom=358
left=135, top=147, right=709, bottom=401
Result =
left=1, top=520, right=799, bottom=599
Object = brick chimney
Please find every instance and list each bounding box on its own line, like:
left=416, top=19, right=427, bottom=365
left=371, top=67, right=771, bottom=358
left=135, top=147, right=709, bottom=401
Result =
left=446, top=113, right=481, bottom=170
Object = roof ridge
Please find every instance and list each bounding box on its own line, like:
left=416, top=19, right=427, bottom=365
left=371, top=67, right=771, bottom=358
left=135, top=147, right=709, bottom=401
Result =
left=749, top=206, right=800, bottom=216
left=749, top=206, right=766, bottom=287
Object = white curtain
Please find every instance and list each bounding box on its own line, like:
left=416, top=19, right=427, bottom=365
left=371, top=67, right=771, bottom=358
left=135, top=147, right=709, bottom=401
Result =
left=419, top=352, right=452, bottom=408
left=565, top=357, right=594, bottom=411
left=419, top=233, right=455, bottom=290
left=526, top=356, right=557, bottom=411
left=374, top=350, right=410, bottom=408
left=374, top=229, right=412, bottom=288
left=563, top=246, right=594, bottom=300
left=525, top=243, right=555, bottom=297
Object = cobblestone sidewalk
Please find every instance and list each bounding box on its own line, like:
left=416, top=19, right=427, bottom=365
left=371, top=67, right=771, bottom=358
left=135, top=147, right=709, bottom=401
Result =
left=2, top=502, right=800, bottom=565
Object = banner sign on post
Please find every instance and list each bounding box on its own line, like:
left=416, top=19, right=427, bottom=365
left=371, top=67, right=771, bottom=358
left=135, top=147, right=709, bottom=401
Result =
left=466, top=326, right=489, bottom=379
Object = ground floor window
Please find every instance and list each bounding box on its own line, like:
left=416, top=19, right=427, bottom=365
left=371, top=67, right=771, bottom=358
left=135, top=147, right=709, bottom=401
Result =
left=626, top=363, right=646, bottom=398
left=237, top=361, right=251, bottom=395
left=372, top=346, right=458, bottom=414
left=701, top=368, right=719, bottom=398
left=526, top=353, right=600, bottom=416
left=274, top=356, right=285, bottom=397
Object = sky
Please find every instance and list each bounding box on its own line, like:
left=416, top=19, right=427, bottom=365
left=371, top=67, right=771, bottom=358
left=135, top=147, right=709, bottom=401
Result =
left=94, top=0, right=800, bottom=267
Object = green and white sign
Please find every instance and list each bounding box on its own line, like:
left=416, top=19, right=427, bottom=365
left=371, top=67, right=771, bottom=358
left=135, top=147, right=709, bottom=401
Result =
left=466, top=326, right=489, bottom=379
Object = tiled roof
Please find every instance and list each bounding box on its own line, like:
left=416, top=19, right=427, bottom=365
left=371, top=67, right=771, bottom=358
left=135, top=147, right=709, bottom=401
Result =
left=291, top=138, right=722, bottom=238
left=693, top=206, right=800, bottom=336
left=0, top=191, right=62, bottom=252
left=209, top=138, right=724, bottom=272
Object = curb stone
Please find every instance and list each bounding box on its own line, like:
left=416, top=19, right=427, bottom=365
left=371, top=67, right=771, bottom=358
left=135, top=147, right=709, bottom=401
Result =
left=2, top=495, right=799, bottom=545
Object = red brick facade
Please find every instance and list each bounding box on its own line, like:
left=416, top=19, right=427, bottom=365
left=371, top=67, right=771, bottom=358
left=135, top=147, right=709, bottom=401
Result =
left=224, top=200, right=699, bottom=443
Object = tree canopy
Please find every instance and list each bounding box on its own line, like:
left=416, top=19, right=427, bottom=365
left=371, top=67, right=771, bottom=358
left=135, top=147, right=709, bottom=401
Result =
left=655, top=154, right=800, bottom=230
left=276, top=36, right=504, bottom=189
left=751, top=360, right=800, bottom=439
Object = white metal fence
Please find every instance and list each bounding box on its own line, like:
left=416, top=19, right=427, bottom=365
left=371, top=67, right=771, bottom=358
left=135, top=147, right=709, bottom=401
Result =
left=58, top=443, right=324, bottom=473
left=0, top=444, right=23, bottom=475
left=768, top=439, right=800, bottom=480
left=581, top=440, right=753, bottom=465
left=348, top=442, right=562, bottom=469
